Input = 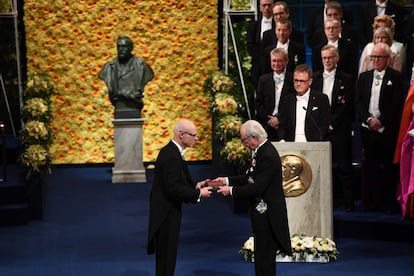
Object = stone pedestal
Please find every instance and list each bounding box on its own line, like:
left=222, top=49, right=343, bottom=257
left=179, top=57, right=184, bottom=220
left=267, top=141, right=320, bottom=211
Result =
left=112, top=118, right=146, bottom=183
left=272, top=142, right=333, bottom=240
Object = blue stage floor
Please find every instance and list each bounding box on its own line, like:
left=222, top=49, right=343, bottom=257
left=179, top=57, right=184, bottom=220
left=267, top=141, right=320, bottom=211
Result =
left=0, top=164, right=413, bottom=276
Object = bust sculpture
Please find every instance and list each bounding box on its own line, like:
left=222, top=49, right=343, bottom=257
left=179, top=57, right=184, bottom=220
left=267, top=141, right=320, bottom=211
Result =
left=281, top=155, right=311, bottom=197
left=99, top=35, right=154, bottom=118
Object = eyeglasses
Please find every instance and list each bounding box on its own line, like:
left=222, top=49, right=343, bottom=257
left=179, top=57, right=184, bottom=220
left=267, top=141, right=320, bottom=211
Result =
left=180, top=131, right=197, bottom=137
left=370, top=55, right=389, bottom=60
left=293, top=79, right=310, bottom=84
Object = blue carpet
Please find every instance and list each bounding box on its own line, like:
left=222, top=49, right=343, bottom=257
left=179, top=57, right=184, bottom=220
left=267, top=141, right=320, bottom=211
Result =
left=0, top=164, right=412, bottom=276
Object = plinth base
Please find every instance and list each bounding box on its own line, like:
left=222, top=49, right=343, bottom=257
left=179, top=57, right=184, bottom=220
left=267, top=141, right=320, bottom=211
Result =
left=112, top=118, right=146, bottom=183
left=112, top=169, right=147, bottom=183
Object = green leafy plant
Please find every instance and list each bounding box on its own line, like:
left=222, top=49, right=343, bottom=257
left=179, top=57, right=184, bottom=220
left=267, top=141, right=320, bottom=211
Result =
left=19, top=73, right=55, bottom=181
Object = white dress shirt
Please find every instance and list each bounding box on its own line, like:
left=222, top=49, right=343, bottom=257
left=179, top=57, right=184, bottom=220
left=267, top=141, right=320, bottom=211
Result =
left=365, top=70, right=385, bottom=132
left=295, top=90, right=310, bottom=142
left=322, top=69, right=336, bottom=105
left=327, top=39, right=339, bottom=48
left=376, top=0, right=387, bottom=16
left=272, top=71, right=285, bottom=115
left=277, top=40, right=289, bottom=54
left=261, top=17, right=273, bottom=39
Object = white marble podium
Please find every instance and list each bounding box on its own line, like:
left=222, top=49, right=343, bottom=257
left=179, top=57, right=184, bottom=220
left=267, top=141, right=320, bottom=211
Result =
left=111, top=118, right=146, bottom=183
left=272, top=142, right=333, bottom=240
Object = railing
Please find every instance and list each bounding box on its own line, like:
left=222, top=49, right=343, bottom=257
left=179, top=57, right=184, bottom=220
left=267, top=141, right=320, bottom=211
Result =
left=223, top=0, right=257, bottom=119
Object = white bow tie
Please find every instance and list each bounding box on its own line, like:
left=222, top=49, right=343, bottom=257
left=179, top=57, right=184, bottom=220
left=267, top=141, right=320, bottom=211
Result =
left=274, top=74, right=284, bottom=83
left=323, top=72, right=335, bottom=79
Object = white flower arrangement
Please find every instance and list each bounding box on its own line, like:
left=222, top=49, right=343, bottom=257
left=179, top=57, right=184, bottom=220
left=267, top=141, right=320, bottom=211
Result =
left=239, top=234, right=339, bottom=263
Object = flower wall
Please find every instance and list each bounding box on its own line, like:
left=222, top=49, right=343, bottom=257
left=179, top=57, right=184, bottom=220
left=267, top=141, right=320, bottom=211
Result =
left=23, top=0, right=218, bottom=163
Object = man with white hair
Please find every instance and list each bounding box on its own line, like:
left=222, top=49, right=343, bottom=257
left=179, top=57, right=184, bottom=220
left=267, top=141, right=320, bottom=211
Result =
left=209, top=120, right=292, bottom=275
left=355, top=42, right=405, bottom=213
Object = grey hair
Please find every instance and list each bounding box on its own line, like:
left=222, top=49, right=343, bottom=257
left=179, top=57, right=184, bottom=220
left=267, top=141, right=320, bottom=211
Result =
left=243, top=120, right=268, bottom=139
left=373, top=42, right=392, bottom=57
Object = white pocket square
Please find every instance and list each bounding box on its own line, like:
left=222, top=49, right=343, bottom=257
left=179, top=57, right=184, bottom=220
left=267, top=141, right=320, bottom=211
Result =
left=312, top=106, right=318, bottom=111
left=387, top=80, right=392, bottom=85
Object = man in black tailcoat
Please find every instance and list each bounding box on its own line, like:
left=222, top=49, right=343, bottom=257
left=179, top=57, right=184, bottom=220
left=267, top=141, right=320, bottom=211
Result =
left=310, top=1, right=363, bottom=52
left=262, top=18, right=306, bottom=76
left=147, top=119, right=212, bottom=276
left=306, top=0, right=353, bottom=48
left=312, top=45, right=355, bottom=211
left=278, top=64, right=331, bottom=142
left=355, top=42, right=406, bottom=212
left=247, top=0, right=274, bottom=89
left=255, top=48, right=294, bottom=141
left=262, top=1, right=305, bottom=49
left=210, top=120, right=292, bottom=276
left=311, top=18, right=358, bottom=82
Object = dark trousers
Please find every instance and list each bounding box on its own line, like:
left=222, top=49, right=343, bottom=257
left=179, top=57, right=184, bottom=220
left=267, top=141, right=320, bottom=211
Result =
left=155, top=209, right=181, bottom=276
left=329, top=130, right=354, bottom=208
left=251, top=210, right=278, bottom=276
left=361, top=128, right=399, bottom=211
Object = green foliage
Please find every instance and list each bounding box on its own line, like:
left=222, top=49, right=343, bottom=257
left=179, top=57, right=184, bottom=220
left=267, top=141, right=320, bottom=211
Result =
left=0, top=0, right=9, bottom=13
left=18, top=73, right=55, bottom=181
left=226, top=16, right=254, bottom=119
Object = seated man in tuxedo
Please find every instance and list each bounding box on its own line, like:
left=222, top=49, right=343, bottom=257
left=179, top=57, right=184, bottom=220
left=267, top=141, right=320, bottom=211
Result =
left=255, top=48, right=294, bottom=141
left=262, top=18, right=306, bottom=75
left=312, top=44, right=355, bottom=211
left=278, top=64, right=331, bottom=142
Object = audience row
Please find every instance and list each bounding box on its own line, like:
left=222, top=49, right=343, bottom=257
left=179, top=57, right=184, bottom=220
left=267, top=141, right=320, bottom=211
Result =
left=246, top=0, right=414, bottom=216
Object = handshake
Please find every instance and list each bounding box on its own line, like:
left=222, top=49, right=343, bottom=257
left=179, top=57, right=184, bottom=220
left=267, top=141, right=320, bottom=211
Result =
left=196, top=177, right=232, bottom=198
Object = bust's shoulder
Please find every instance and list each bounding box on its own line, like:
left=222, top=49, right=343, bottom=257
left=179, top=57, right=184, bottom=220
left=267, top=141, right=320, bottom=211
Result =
left=130, top=56, right=146, bottom=65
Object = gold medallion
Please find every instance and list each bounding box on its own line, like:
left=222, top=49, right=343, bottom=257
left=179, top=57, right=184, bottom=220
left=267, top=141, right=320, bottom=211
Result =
left=281, top=154, right=312, bottom=197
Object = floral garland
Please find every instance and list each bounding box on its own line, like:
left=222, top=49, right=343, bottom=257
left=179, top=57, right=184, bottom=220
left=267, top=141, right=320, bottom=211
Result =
left=18, top=73, right=55, bottom=181
left=0, top=0, right=8, bottom=12
left=239, top=234, right=339, bottom=262
left=204, top=71, right=250, bottom=169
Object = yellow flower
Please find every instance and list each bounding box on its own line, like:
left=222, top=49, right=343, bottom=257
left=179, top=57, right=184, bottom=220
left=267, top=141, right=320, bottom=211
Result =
left=21, top=144, right=52, bottom=172
left=220, top=138, right=250, bottom=168
left=24, top=0, right=218, bottom=163
left=24, top=121, right=48, bottom=140
left=216, top=115, right=243, bottom=141
left=211, top=72, right=235, bottom=93
left=214, top=93, right=238, bottom=114
left=23, top=98, right=49, bottom=117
